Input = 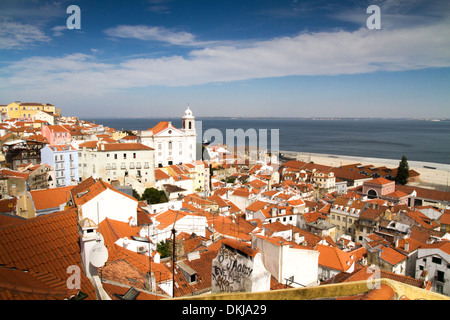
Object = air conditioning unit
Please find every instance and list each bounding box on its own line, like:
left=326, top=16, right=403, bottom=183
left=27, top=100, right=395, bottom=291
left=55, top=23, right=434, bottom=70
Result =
left=137, top=246, right=148, bottom=254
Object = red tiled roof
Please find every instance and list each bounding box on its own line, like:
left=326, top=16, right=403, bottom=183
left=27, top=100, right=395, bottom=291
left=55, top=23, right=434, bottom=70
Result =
left=245, top=200, right=269, bottom=212
left=150, top=121, right=170, bottom=134
left=324, top=265, right=429, bottom=290
left=222, top=238, right=258, bottom=258
left=30, top=186, right=75, bottom=211
left=45, top=125, right=70, bottom=133
left=0, top=267, right=78, bottom=300
left=365, top=177, right=393, bottom=185
left=315, top=244, right=354, bottom=272
left=440, top=212, right=450, bottom=225
left=379, top=246, right=407, bottom=265
left=101, top=281, right=164, bottom=300
left=396, top=185, right=450, bottom=202
left=71, top=178, right=138, bottom=207
left=0, top=208, right=96, bottom=299
left=419, top=240, right=450, bottom=255
left=102, top=143, right=154, bottom=151
left=155, top=169, right=171, bottom=180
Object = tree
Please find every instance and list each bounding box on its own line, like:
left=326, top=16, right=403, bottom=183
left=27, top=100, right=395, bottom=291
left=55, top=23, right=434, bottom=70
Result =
left=395, top=156, right=410, bottom=185
left=140, top=187, right=168, bottom=204
left=156, top=240, right=171, bottom=258
left=132, top=189, right=140, bottom=201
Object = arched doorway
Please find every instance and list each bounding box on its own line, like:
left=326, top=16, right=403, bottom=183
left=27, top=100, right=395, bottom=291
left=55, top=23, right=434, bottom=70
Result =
left=367, top=189, right=377, bottom=199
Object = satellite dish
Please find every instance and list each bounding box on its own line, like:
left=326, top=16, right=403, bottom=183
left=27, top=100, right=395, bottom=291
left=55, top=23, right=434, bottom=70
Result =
left=90, top=241, right=108, bottom=268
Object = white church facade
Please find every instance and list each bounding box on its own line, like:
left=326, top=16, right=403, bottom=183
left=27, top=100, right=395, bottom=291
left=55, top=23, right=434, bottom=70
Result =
left=138, top=106, right=197, bottom=167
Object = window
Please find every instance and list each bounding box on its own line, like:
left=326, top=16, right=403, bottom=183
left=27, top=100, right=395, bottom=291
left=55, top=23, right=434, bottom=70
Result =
left=432, top=257, right=442, bottom=265
left=437, top=270, right=445, bottom=283
left=114, top=154, right=118, bottom=159
left=133, top=153, right=136, bottom=159
left=123, top=153, right=127, bottom=159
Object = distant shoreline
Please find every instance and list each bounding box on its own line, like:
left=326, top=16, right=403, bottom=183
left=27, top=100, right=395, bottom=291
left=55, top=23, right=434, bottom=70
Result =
left=92, top=116, right=450, bottom=121
left=279, top=150, right=450, bottom=191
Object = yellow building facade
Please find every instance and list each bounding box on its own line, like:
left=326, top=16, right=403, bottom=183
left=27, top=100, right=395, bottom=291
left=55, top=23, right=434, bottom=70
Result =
left=0, top=102, right=57, bottom=119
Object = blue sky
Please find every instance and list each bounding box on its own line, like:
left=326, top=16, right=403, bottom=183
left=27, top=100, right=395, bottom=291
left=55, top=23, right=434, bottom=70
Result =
left=0, top=0, right=449, bottom=119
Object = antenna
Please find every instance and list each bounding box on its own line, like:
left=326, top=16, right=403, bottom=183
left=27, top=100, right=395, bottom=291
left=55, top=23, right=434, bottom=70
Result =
left=147, top=223, right=152, bottom=292
left=171, top=210, right=179, bottom=298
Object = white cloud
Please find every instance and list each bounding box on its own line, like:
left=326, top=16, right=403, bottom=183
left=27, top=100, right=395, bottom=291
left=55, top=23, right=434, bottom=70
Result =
left=51, top=25, right=67, bottom=37
left=0, top=19, right=50, bottom=49
left=104, top=25, right=199, bottom=46
left=1, top=20, right=450, bottom=95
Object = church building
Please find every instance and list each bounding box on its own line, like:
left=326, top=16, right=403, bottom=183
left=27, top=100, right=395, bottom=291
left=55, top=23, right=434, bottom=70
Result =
left=138, top=106, right=197, bottom=167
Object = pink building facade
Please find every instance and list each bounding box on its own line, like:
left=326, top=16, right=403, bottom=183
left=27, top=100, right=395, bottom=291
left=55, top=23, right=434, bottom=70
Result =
left=41, top=125, right=71, bottom=145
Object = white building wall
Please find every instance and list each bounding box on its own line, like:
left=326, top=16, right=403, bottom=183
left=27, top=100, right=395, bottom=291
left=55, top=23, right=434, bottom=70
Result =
left=151, top=215, right=207, bottom=244
left=78, top=145, right=155, bottom=187
left=281, top=245, right=319, bottom=287
left=252, top=235, right=319, bottom=287
left=79, top=188, right=138, bottom=224
left=416, top=248, right=450, bottom=296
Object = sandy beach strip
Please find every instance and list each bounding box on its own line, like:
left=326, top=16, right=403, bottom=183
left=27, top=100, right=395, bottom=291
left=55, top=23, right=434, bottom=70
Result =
left=279, top=151, right=450, bottom=191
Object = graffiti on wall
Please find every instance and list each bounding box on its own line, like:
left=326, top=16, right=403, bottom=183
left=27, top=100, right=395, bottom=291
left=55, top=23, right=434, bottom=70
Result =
left=211, top=246, right=254, bottom=293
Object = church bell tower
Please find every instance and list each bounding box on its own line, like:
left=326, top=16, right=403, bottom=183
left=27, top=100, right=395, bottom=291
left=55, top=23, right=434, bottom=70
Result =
left=182, top=104, right=195, bottom=133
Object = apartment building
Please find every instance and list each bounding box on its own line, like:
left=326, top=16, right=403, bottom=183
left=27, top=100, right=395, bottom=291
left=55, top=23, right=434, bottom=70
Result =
left=78, top=141, right=155, bottom=189
left=41, top=144, right=79, bottom=187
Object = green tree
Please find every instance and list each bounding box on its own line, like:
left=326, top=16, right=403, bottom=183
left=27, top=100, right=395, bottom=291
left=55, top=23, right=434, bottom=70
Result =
left=132, top=189, right=140, bottom=201
left=156, top=240, right=171, bottom=258
left=395, top=156, right=410, bottom=185
left=140, top=187, right=168, bottom=204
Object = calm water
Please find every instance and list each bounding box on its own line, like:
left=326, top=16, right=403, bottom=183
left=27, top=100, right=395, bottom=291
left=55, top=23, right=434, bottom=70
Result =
left=94, top=118, right=450, bottom=165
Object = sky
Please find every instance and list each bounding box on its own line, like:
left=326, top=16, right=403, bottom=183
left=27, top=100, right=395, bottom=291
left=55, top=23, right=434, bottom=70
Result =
left=0, top=0, right=449, bottom=119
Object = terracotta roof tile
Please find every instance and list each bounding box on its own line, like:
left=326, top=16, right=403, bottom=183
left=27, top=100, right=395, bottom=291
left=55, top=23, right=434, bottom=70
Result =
left=30, top=186, right=74, bottom=211
left=0, top=208, right=96, bottom=299
left=315, top=244, right=354, bottom=272
left=379, top=246, right=408, bottom=265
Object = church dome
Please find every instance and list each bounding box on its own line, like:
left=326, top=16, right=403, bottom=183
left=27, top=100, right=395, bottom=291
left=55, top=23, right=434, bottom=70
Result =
left=183, top=105, right=194, bottom=119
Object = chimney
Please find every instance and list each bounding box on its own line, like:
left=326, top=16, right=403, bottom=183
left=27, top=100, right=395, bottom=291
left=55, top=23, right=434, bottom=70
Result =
left=145, top=272, right=156, bottom=292
left=78, top=217, right=100, bottom=279
left=404, top=242, right=409, bottom=252
left=271, top=207, right=277, bottom=217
